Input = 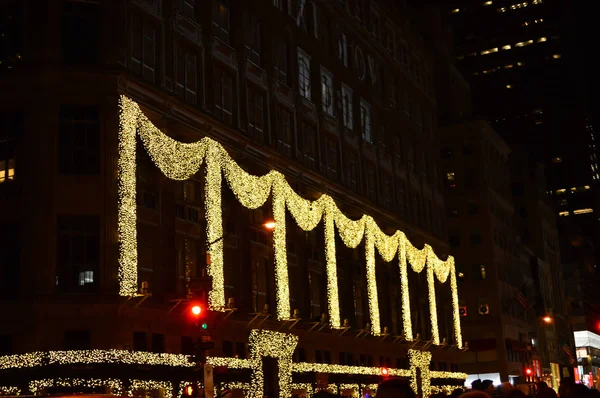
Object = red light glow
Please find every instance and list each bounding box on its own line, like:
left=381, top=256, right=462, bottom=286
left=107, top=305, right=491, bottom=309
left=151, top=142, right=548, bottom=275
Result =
left=381, top=368, right=389, bottom=376
left=185, top=386, right=193, bottom=396
left=191, top=305, right=202, bottom=316
left=525, top=368, right=532, bottom=375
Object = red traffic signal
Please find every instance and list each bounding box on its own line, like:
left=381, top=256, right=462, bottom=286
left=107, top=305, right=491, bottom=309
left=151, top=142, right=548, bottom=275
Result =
left=191, top=305, right=202, bottom=316
left=525, top=368, right=532, bottom=376
left=381, top=368, right=389, bottom=377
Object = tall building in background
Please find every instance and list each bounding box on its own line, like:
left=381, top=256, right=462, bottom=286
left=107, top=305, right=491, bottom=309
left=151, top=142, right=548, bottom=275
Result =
left=0, top=0, right=468, bottom=396
left=423, top=0, right=599, bottom=386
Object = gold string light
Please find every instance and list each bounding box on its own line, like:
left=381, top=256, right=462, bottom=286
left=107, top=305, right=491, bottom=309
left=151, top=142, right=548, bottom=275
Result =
left=205, top=330, right=466, bottom=398
left=408, top=349, right=432, bottom=397
left=0, top=386, right=20, bottom=396
left=0, top=350, right=193, bottom=370
left=129, top=380, right=173, bottom=398
left=118, top=96, right=462, bottom=344
left=29, top=378, right=123, bottom=396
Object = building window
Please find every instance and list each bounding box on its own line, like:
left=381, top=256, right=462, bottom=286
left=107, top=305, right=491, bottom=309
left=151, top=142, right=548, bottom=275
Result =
left=382, top=174, right=391, bottom=208
left=58, top=105, right=100, bottom=175
left=133, top=332, right=147, bottom=351
left=384, top=26, right=395, bottom=55
left=468, top=202, right=479, bottom=215
left=366, top=164, right=376, bottom=201
left=57, top=216, right=100, bottom=293
left=130, top=15, right=156, bottom=82
left=214, top=68, right=233, bottom=124
left=213, top=0, right=230, bottom=43
left=470, top=232, right=482, bottom=245
left=176, top=0, right=195, bottom=19
left=446, top=172, right=456, bottom=188
left=175, top=44, right=198, bottom=105
left=326, top=139, right=338, bottom=179
left=276, top=107, right=292, bottom=156
left=61, top=0, right=100, bottom=65
left=478, top=264, right=487, bottom=280
left=347, top=151, right=358, bottom=191
left=370, top=9, right=380, bottom=39
left=245, top=15, right=261, bottom=66
left=342, top=84, right=353, bottom=130
left=300, top=122, right=316, bottom=169
left=449, top=235, right=460, bottom=247
left=274, top=40, right=288, bottom=85
left=360, top=99, right=372, bottom=143
left=354, top=0, right=365, bottom=22
left=152, top=333, right=165, bottom=353
left=298, top=49, right=311, bottom=101
left=321, top=67, right=334, bottom=116
left=337, top=33, right=348, bottom=67
left=0, top=112, right=20, bottom=184
left=247, top=86, right=264, bottom=138
left=64, top=330, right=90, bottom=350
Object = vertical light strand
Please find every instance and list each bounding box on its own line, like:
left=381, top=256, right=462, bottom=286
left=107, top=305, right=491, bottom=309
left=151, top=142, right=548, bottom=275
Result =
left=450, top=260, right=463, bottom=348
left=272, top=178, right=291, bottom=320
left=205, top=143, right=225, bottom=311
left=398, top=235, right=413, bottom=341
left=323, top=199, right=341, bottom=329
left=364, top=218, right=381, bottom=336
left=426, top=258, right=440, bottom=345
left=117, top=96, right=140, bottom=296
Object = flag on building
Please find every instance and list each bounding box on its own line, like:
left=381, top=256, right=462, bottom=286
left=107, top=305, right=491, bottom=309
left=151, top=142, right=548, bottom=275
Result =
left=562, top=343, right=576, bottom=364
left=515, top=290, right=530, bottom=310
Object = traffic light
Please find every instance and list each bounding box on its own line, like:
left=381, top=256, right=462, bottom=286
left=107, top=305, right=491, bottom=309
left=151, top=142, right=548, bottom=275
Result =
left=525, top=368, right=532, bottom=376
left=380, top=367, right=389, bottom=377
left=191, top=305, right=202, bottom=316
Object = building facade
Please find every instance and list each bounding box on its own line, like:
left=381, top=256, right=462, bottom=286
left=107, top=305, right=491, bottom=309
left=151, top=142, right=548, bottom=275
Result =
left=0, top=0, right=467, bottom=396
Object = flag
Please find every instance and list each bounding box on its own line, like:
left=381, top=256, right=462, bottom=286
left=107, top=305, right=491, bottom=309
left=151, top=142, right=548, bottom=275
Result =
left=515, top=291, right=530, bottom=309
left=562, top=344, right=575, bottom=364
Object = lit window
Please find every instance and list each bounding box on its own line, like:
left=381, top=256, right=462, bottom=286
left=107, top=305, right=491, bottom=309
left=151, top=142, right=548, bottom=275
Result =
left=502, top=45, right=511, bottom=50
left=517, top=61, right=524, bottom=66
left=504, top=64, right=514, bottom=69
left=506, top=84, right=512, bottom=89
left=552, top=157, right=562, bottom=163
left=556, top=189, right=566, bottom=194
left=0, top=159, right=15, bottom=183
left=78, top=271, right=94, bottom=286
left=298, top=48, right=311, bottom=100
left=584, top=185, right=591, bottom=190
left=481, top=48, right=498, bottom=55
left=523, top=21, right=529, bottom=26
left=553, top=54, right=562, bottom=59
left=573, top=208, right=593, bottom=215
left=341, top=84, right=353, bottom=130
left=559, top=211, right=569, bottom=217
left=480, top=265, right=486, bottom=280
left=360, top=99, right=372, bottom=143
left=498, top=7, right=506, bottom=12
left=532, top=0, right=542, bottom=4
left=321, top=67, right=334, bottom=116
left=451, top=8, right=460, bottom=13
left=537, top=37, right=547, bottom=42
left=483, top=1, right=493, bottom=5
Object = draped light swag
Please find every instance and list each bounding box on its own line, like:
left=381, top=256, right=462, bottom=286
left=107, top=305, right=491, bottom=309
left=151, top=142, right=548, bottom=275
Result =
left=118, top=95, right=462, bottom=346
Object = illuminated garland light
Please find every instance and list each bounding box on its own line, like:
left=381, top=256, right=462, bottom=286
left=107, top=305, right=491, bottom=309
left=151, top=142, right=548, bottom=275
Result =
left=29, top=378, right=123, bottom=396
left=409, top=349, right=432, bottom=398
left=118, top=96, right=462, bottom=345
left=0, top=350, right=193, bottom=370
left=0, top=386, right=20, bottom=396
left=206, top=329, right=466, bottom=398
left=129, top=380, right=173, bottom=398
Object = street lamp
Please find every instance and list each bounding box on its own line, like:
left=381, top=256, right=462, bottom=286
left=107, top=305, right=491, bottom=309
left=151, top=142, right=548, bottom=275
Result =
left=263, top=221, right=276, bottom=230
left=542, top=316, right=552, bottom=324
